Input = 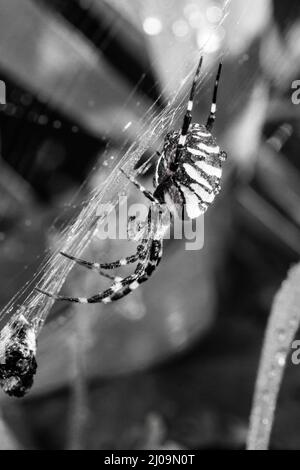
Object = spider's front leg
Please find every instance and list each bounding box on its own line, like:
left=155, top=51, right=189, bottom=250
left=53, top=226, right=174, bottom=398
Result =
left=120, top=168, right=160, bottom=204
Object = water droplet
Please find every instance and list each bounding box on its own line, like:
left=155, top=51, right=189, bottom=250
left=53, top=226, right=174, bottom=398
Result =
left=6, top=104, right=17, bottom=116
left=143, top=17, right=163, bottom=36
left=123, top=121, right=132, bottom=131
left=269, top=365, right=277, bottom=378
left=239, top=53, right=249, bottom=64
left=289, top=317, right=298, bottom=328
left=38, top=115, right=48, bottom=125
left=277, top=328, right=286, bottom=342
left=197, top=29, right=224, bottom=54
left=184, top=3, right=204, bottom=28
left=53, top=120, right=61, bottom=129
left=20, top=93, right=32, bottom=106
left=206, top=5, right=223, bottom=23
left=275, top=350, right=286, bottom=367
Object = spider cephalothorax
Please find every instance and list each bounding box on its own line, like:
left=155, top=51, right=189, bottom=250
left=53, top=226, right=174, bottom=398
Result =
left=37, top=56, right=227, bottom=305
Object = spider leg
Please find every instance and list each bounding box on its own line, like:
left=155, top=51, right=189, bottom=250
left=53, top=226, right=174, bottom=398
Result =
left=90, top=234, right=164, bottom=304
left=127, top=216, right=148, bottom=240
left=120, top=168, right=159, bottom=204
left=220, top=150, right=227, bottom=162
left=35, top=239, right=163, bottom=304
left=60, top=252, right=120, bottom=281
left=174, top=56, right=203, bottom=164
left=36, top=209, right=164, bottom=305
left=36, top=273, right=141, bottom=304
left=98, top=242, right=163, bottom=303
left=137, top=151, right=161, bottom=176
left=96, top=243, right=147, bottom=269
left=206, top=63, right=223, bottom=132
left=60, top=244, right=146, bottom=272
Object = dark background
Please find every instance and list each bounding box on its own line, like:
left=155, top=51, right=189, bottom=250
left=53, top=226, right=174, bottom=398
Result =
left=0, top=0, right=300, bottom=450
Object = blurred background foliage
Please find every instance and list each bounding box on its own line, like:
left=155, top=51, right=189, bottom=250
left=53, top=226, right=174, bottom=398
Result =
left=0, top=0, right=300, bottom=450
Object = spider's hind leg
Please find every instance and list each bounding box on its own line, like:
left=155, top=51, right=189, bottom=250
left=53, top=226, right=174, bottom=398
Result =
left=127, top=215, right=148, bottom=241
left=60, top=252, right=119, bottom=280
left=60, top=246, right=146, bottom=273
left=36, top=206, right=165, bottom=305
left=80, top=239, right=164, bottom=304
left=37, top=232, right=164, bottom=305
left=35, top=244, right=159, bottom=305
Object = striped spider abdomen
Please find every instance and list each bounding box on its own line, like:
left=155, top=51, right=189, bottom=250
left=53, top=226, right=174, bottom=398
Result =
left=154, top=123, right=227, bottom=219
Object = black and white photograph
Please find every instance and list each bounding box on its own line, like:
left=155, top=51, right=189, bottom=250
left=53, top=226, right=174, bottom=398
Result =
left=0, top=0, right=300, bottom=453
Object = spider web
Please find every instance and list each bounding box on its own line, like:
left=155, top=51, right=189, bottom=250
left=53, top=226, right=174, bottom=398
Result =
left=0, top=0, right=233, bottom=352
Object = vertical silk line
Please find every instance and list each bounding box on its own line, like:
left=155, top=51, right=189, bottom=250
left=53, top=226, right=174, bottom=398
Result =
left=247, top=263, right=300, bottom=450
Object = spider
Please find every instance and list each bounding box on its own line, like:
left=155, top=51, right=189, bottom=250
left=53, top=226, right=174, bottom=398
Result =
left=37, top=56, right=227, bottom=304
